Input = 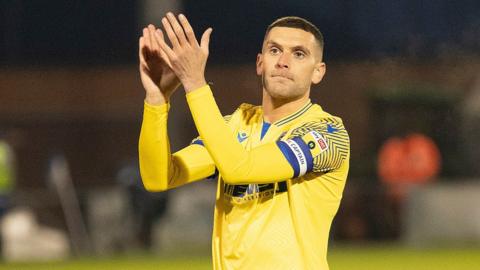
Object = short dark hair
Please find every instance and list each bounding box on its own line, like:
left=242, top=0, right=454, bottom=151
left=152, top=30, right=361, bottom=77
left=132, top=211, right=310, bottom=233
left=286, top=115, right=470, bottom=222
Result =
left=265, top=16, right=324, bottom=52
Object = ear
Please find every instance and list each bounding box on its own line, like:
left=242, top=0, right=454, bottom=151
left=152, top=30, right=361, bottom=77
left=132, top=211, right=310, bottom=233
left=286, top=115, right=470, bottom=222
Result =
left=256, top=53, right=263, bottom=76
left=311, top=62, right=326, bottom=84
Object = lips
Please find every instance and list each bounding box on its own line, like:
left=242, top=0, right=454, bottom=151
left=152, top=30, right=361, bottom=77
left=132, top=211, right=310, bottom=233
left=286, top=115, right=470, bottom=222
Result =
left=271, top=74, right=293, bottom=80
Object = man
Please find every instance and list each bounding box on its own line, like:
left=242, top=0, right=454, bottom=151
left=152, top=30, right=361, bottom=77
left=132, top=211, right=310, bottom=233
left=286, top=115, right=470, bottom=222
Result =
left=138, top=12, right=350, bottom=270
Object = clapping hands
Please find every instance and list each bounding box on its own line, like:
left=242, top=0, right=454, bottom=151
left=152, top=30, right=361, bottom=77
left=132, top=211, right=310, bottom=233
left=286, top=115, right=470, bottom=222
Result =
left=139, top=12, right=212, bottom=105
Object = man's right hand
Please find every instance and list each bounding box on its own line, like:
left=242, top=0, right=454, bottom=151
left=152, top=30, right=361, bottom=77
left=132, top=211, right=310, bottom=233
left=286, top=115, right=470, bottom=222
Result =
left=139, top=24, right=181, bottom=105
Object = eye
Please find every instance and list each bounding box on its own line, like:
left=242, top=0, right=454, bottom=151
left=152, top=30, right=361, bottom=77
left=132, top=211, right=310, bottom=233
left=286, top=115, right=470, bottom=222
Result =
left=269, top=47, right=281, bottom=55
left=293, top=51, right=306, bottom=59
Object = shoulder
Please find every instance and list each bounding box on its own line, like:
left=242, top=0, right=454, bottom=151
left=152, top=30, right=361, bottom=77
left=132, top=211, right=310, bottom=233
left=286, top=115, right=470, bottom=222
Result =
left=282, top=104, right=350, bottom=173
left=309, top=104, right=345, bottom=125
left=277, top=104, right=350, bottom=175
left=227, top=103, right=262, bottom=125
left=289, top=104, right=348, bottom=137
left=284, top=104, right=350, bottom=162
left=236, top=103, right=261, bottom=116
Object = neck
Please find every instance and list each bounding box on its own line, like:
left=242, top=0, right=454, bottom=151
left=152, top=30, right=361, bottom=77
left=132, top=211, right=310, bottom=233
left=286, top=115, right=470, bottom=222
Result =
left=262, top=89, right=310, bottom=123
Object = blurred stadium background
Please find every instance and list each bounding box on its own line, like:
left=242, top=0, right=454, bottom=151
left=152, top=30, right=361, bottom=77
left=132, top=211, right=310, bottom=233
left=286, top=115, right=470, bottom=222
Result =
left=1, top=0, right=480, bottom=269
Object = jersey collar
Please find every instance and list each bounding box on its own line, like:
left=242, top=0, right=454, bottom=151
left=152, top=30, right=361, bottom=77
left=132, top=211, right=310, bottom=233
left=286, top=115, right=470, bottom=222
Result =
left=272, top=99, right=313, bottom=127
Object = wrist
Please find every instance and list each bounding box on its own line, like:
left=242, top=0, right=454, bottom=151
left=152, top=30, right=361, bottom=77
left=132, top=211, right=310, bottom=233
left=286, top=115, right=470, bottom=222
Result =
left=145, top=92, right=169, bottom=106
left=161, top=78, right=181, bottom=95
left=182, top=78, right=207, bottom=93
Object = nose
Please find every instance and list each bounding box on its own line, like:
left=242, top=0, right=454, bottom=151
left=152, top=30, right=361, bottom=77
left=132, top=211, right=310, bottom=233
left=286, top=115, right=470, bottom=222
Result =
left=275, top=53, right=290, bottom=69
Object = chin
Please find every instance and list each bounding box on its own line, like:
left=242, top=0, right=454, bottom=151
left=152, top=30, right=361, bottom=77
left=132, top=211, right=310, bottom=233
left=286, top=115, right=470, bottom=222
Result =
left=266, top=86, right=300, bottom=100
left=263, top=78, right=303, bottom=100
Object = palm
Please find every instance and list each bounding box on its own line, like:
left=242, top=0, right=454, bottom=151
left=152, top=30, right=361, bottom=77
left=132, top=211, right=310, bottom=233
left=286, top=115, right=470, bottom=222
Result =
left=139, top=25, right=180, bottom=100
left=143, top=54, right=179, bottom=96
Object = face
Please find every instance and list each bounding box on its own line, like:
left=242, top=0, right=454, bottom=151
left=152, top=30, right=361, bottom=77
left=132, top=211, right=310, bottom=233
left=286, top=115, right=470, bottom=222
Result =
left=256, top=27, right=326, bottom=101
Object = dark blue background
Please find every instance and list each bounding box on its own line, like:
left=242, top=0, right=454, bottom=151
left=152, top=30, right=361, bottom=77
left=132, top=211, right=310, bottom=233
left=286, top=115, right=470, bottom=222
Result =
left=1, top=0, right=478, bottom=66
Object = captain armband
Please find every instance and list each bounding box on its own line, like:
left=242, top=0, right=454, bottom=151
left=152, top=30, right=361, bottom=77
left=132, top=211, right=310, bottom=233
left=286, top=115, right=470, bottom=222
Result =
left=276, top=130, right=329, bottom=178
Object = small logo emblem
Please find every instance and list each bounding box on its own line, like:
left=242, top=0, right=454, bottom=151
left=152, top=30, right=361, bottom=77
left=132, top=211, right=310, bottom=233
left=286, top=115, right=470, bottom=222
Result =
left=237, top=132, right=248, bottom=143
left=327, top=124, right=338, bottom=133
left=317, top=137, right=328, bottom=150
left=302, top=130, right=329, bottom=157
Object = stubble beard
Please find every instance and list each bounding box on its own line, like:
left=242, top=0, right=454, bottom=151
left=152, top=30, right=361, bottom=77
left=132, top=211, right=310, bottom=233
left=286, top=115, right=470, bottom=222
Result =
left=262, top=75, right=304, bottom=101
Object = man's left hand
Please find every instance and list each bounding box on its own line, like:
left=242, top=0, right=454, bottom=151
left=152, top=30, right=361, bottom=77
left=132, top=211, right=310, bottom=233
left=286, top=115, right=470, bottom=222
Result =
left=156, top=12, right=212, bottom=93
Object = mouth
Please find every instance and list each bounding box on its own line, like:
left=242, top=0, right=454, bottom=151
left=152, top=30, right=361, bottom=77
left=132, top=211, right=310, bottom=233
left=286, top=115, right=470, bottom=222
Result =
left=271, top=74, right=293, bottom=81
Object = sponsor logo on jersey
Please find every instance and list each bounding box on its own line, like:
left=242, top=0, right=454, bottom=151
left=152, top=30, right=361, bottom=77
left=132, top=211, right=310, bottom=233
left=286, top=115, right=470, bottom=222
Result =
left=224, top=182, right=288, bottom=202
left=302, top=130, right=328, bottom=157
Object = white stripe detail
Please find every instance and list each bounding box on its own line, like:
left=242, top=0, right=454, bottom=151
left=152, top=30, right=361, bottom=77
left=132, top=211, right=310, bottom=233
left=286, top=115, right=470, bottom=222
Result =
left=285, top=139, right=308, bottom=176
left=310, top=130, right=323, bottom=140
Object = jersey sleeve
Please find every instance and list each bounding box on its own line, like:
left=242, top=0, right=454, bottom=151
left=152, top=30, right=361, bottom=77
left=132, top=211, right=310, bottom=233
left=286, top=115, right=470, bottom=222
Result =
left=186, top=85, right=294, bottom=184
left=276, top=120, right=350, bottom=178
left=190, top=114, right=233, bottom=179
left=138, top=101, right=216, bottom=191
left=191, top=114, right=233, bottom=147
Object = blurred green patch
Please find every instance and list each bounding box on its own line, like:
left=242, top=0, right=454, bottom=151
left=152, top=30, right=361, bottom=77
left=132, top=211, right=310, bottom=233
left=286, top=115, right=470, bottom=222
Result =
left=329, top=245, right=480, bottom=270
left=1, top=246, right=479, bottom=270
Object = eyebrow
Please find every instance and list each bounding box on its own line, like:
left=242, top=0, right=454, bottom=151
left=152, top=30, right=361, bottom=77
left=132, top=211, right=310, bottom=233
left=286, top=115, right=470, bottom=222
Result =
left=266, top=40, right=311, bottom=55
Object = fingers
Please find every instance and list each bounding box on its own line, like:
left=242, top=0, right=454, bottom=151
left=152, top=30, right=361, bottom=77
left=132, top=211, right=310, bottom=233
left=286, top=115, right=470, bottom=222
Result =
left=154, top=28, right=176, bottom=60
left=142, top=27, right=152, bottom=60
left=162, top=16, right=181, bottom=49
left=165, top=12, right=189, bottom=47
left=140, top=24, right=174, bottom=61
left=200, top=28, right=213, bottom=55
left=154, top=29, right=173, bottom=68
left=178, top=14, right=199, bottom=47
left=138, top=37, right=151, bottom=75
left=148, top=24, right=172, bottom=68
left=139, top=37, right=146, bottom=64
left=148, top=24, right=160, bottom=52
left=143, top=13, right=209, bottom=66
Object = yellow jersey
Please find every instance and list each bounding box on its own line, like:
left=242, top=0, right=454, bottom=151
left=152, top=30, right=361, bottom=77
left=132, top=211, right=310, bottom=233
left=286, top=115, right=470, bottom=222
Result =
left=139, top=85, right=350, bottom=270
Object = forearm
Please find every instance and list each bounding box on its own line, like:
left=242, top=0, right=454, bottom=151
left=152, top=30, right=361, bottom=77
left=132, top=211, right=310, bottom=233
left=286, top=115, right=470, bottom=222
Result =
left=139, top=101, right=216, bottom=191
left=186, top=85, right=293, bottom=184
left=139, top=102, right=174, bottom=191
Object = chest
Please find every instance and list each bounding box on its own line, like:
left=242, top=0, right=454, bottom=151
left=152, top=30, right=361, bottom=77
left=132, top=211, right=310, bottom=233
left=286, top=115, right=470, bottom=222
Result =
left=235, top=121, right=289, bottom=149
left=222, top=120, right=290, bottom=203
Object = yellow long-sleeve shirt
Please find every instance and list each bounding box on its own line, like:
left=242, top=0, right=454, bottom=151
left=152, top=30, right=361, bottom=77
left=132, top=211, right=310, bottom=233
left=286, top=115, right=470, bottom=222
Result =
left=139, top=85, right=350, bottom=270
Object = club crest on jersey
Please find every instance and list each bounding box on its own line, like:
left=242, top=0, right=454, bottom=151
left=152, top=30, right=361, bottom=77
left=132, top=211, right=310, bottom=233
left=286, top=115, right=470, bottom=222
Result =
left=302, top=130, right=328, bottom=157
